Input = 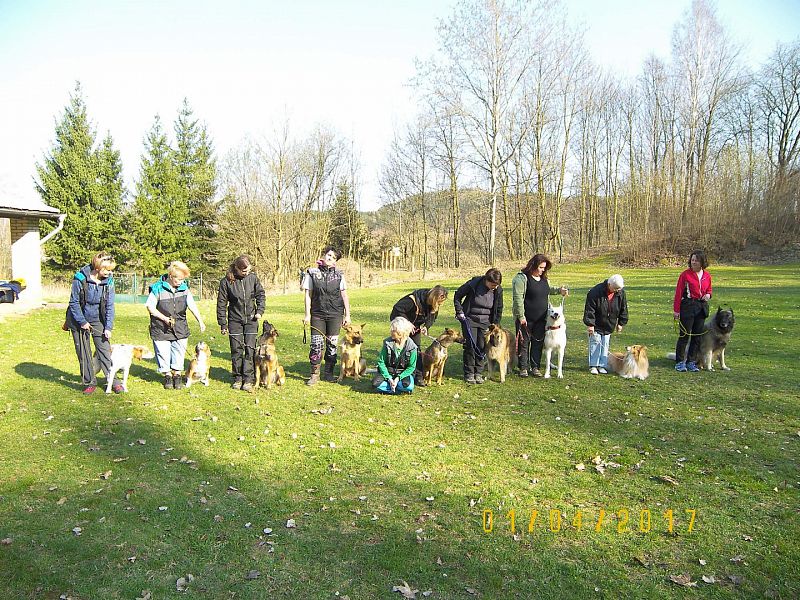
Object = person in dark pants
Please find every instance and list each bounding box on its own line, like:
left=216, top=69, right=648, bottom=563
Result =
left=511, top=254, right=569, bottom=378
left=453, top=268, right=503, bottom=384
left=146, top=260, right=206, bottom=390
left=64, top=252, right=121, bottom=394
left=673, top=250, right=712, bottom=372
left=216, top=255, right=266, bottom=392
left=583, top=274, right=628, bottom=374
left=389, top=285, right=448, bottom=386
left=302, top=246, right=352, bottom=385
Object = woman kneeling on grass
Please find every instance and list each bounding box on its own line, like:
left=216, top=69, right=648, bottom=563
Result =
left=372, top=316, right=418, bottom=394
left=146, top=260, right=206, bottom=389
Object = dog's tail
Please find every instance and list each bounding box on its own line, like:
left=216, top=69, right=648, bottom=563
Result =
left=666, top=352, right=677, bottom=361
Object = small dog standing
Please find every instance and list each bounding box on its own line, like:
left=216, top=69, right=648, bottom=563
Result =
left=543, top=303, right=567, bottom=379
left=185, top=341, right=212, bottom=388
left=608, top=345, right=649, bottom=380
left=105, top=344, right=154, bottom=394
left=254, top=321, right=285, bottom=389
left=338, top=323, right=367, bottom=382
left=422, top=327, right=465, bottom=385
left=484, top=323, right=514, bottom=382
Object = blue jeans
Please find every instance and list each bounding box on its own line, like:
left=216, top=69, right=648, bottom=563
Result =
left=153, top=338, right=189, bottom=373
left=375, top=376, right=414, bottom=394
left=588, top=332, right=610, bottom=368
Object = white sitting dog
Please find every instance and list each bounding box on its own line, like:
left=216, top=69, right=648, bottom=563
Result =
left=542, top=303, right=567, bottom=379
left=106, top=344, right=154, bottom=393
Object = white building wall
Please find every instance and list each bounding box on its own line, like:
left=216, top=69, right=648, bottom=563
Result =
left=10, top=216, right=43, bottom=305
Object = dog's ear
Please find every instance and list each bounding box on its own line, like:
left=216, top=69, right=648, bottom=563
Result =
left=361, top=323, right=367, bottom=329
left=273, top=328, right=279, bottom=337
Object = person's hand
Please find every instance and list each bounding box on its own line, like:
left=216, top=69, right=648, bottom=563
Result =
left=673, top=311, right=680, bottom=319
left=701, top=294, right=710, bottom=302
left=254, top=313, right=261, bottom=322
left=519, top=317, right=527, bottom=327
left=80, top=322, right=91, bottom=331
left=303, top=315, right=311, bottom=325
left=456, top=313, right=466, bottom=322
left=420, top=325, right=427, bottom=336
left=389, top=378, right=398, bottom=392
left=343, top=315, right=351, bottom=326
left=199, top=322, right=207, bottom=333
left=587, top=326, right=595, bottom=335
left=221, top=327, right=228, bottom=335
left=103, top=329, right=112, bottom=340
left=616, top=324, right=623, bottom=333
left=560, top=286, right=569, bottom=297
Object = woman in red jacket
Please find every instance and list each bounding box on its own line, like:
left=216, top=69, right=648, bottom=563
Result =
left=673, top=250, right=712, bottom=372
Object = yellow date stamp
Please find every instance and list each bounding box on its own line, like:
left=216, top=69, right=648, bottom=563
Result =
left=481, top=508, right=697, bottom=535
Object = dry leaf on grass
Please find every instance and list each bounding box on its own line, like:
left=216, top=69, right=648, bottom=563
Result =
left=728, top=575, right=743, bottom=585
left=71, top=527, right=82, bottom=536
left=136, top=591, right=152, bottom=600
left=392, top=581, right=419, bottom=599
left=176, top=574, right=194, bottom=591
left=286, top=519, right=296, bottom=528
left=730, top=555, right=744, bottom=564
left=245, top=570, right=260, bottom=580
left=658, top=475, right=680, bottom=486
left=698, top=559, right=707, bottom=566
left=1, top=538, right=12, bottom=545
left=466, top=587, right=479, bottom=595
left=575, top=463, right=586, bottom=471
left=669, top=574, right=697, bottom=587
left=702, top=575, right=716, bottom=584
left=99, top=470, right=112, bottom=480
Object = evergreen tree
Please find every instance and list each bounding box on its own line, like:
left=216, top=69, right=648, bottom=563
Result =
left=173, top=99, right=218, bottom=272
left=328, top=183, right=370, bottom=260
left=35, top=83, right=125, bottom=269
left=126, top=115, right=189, bottom=275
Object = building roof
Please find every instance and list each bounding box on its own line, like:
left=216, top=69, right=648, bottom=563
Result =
left=0, top=187, right=63, bottom=219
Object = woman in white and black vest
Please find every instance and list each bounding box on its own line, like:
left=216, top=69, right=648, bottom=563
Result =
left=146, top=261, right=206, bottom=389
left=216, top=255, right=266, bottom=392
left=302, top=246, right=352, bottom=385
left=453, top=268, right=503, bottom=384
left=511, top=254, right=569, bottom=377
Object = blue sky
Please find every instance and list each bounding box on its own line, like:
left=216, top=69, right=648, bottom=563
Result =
left=1, top=0, right=798, bottom=210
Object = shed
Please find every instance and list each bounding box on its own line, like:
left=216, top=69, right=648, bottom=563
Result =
left=0, top=191, right=65, bottom=306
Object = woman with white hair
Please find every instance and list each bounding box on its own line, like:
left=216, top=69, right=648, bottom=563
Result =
left=372, top=316, right=418, bottom=394
left=582, top=274, right=628, bottom=374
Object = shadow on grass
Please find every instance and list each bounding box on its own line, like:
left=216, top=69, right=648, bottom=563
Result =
left=15, top=362, right=80, bottom=390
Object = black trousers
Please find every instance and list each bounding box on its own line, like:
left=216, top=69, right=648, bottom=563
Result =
left=410, top=331, right=425, bottom=381
left=676, top=299, right=708, bottom=363
left=516, top=316, right=546, bottom=370
left=461, top=320, right=487, bottom=377
left=70, top=321, right=119, bottom=387
left=309, top=315, right=341, bottom=366
left=229, top=320, right=258, bottom=383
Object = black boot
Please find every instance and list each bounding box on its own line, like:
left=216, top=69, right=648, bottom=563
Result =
left=163, top=373, right=174, bottom=389
left=322, top=359, right=337, bottom=382
left=172, top=370, right=184, bottom=390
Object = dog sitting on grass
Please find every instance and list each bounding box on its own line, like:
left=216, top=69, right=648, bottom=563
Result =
left=185, top=342, right=211, bottom=388
left=484, top=323, right=515, bottom=383
left=338, top=322, right=367, bottom=382
left=254, top=321, right=285, bottom=390
left=543, top=303, right=567, bottom=379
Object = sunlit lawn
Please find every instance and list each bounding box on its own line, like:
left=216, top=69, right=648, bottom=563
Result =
left=1, top=262, right=798, bottom=599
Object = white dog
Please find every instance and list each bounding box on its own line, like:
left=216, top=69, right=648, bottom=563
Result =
left=106, top=344, right=154, bottom=393
left=542, top=303, right=567, bottom=379
left=186, top=341, right=212, bottom=388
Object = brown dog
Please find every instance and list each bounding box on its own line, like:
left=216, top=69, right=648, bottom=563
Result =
left=608, top=345, right=649, bottom=380
left=254, top=321, right=285, bottom=389
left=185, top=341, right=211, bottom=388
left=484, top=323, right=515, bottom=382
left=338, top=323, right=367, bottom=382
left=422, top=327, right=465, bottom=385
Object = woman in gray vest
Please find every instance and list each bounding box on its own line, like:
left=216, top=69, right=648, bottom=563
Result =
left=302, top=246, right=352, bottom=385
left=454, top=268, right=504, bottom=384
left=146, top=260, right=206, bottom=389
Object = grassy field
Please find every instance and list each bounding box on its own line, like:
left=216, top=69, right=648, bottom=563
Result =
left=1, top=261, right=798, bottom=599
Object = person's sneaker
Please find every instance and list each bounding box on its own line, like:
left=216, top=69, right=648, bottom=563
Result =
left=532, top=368, right=543, bottom=377
left=82, top=385, right=96, bottom=395
left=241, top=382, right=255, bottom=393
left=231, top=380, right=243, bottom=390
left=163, top=374, right=174, bottom=390
left=474, top=374, right=485, bottom=384
left=111, top=383, right=124, bottom=394
left=598, top=367, right=608, bottom=374
left=465, top=376, right=476, bottom=385
left=518, top=369, right=529, bottom=378
left=675, top=362, right=687, bottom=372
left=686, top=361, right=700, bottom=372
left=589, top=367, right=599, bottom=375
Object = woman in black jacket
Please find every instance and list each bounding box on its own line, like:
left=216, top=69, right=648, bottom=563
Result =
left=454, top=268, right=503, bottom=384
left=582, top=274, right=628, bottom=374
left=389, top=285, right=447, bottom=386
left=216, top=255, right=266, bottom=392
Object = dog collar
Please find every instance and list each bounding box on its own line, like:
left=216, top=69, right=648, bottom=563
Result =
left=546, top=325, right=562, bottom=330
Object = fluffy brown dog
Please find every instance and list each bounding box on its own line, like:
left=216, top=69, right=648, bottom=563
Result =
left=484, top=323, right=515, bottom=383
left=185, top=341, right=211, bottom=388
left=421, top=327, right=465, bottom=385
left=338, top=323, right=367, bottom=382
left=254, top=321, right=285, bottom=389
left=608, top=344, right=649, bottom=380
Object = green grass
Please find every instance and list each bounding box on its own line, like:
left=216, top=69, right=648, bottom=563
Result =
left=1, top=262, right=798, bottom=599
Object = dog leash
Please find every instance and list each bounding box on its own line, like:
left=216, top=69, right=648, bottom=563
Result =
left=303, top=323, right=340, bottom=347
left=457, top=317, right=487, bottom=362
left=673, top=319, right=708, bottom=338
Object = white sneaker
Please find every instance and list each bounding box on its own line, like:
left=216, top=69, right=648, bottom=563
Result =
left=598, top=367, right=608, bottom=374
left=589, top=367, right=599, bottom=375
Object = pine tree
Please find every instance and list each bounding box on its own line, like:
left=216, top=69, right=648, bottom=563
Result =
left=328, top=183, right=370, bottom=260
left=35, top=83, right=125, bottom=269
left=173, top=99, right=218, bottom=273
left=126, top=115, right=189, bottom=275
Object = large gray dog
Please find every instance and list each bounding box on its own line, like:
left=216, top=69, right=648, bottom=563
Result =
left=695, top=306, right=735, bottom=371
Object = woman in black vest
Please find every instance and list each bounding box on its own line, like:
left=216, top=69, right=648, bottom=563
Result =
left=146, top=260, right=206, bottom=389
left=216, top=255, right=266, bottom=392
left=454, top=268, right=503, bottom=384
left=302, top=246, right=352, bottom=385
left=511, top=254, right=569, bottom=377
left=389, top=285, right=447, bottom=386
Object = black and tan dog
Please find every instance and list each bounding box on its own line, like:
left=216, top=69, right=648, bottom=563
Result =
left=696, top=306, right=735, bottom=371
left=422, top=327, right=465, bottom=385
left=254, top=321, right=285, bottom=390
left=338, top=323, right=367, bottom=382
left=484, top=323, right=515, bottom=383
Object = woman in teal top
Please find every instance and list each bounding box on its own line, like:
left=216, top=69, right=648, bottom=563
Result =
left=372, top=316, right=418, bottom=394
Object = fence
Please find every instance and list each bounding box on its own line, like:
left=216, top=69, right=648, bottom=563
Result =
left=113, top=273, right=204, bottom=304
